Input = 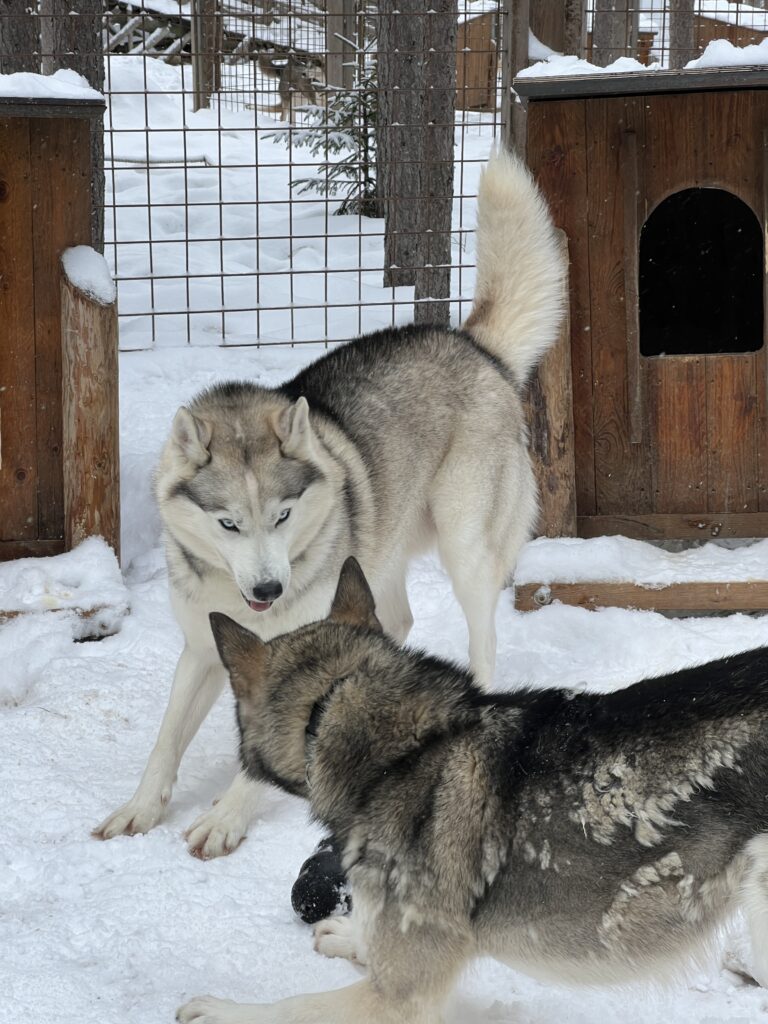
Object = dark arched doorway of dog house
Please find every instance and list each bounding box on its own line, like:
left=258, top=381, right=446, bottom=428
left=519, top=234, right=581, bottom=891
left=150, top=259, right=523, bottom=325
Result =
left=639, top=187, right=764, bottom=357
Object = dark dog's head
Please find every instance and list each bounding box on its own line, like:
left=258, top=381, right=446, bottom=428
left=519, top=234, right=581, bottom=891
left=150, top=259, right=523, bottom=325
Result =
left=209, top=557, right=383, bottom=800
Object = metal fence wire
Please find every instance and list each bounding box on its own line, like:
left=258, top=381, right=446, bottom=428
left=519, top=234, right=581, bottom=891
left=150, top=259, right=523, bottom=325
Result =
left=0, top=1, right=758, bottom=348
left=102, top=0, right=505, bottom=348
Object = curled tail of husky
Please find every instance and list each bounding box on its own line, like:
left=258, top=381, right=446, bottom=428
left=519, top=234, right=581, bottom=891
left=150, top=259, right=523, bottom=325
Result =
left=463, top=147, right=566, bottom=384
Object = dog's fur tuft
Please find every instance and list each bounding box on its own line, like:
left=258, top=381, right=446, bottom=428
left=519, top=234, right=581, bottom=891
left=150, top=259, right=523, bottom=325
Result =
left=463, top=147, right=567, bottom=383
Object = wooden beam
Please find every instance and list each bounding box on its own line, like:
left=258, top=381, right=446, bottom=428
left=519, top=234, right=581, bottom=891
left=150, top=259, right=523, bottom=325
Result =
left=578, top=512, right=768, bottom=541
left=0, top=539, right=66, bottom=561
left=515, top=580, right=768, bottom=613
left=513, top=67, right=768, bottom=103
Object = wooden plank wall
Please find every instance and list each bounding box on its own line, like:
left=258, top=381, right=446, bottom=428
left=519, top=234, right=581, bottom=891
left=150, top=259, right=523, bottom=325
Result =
left=642, top=90, right=765, bottom=524
left=0, top=119, right=37, bottom=544
left=586, top=94, right=653, bottom=518
left=0, top=115, right=92, bottom=558
left=526, top=99, right=589, bottom=534
left=31, top=118, right=92, bottom=544
left=456, top=13, right=497, bottom=112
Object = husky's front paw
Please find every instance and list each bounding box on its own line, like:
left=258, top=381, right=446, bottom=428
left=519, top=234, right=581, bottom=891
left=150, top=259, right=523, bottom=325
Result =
left=184, top=802, right=248, bottom=859
left=177, top=995, right=269, bottom=1024
left=93, top=789, right=170, bottom=840
left=313, top=915, right=366, bottom=964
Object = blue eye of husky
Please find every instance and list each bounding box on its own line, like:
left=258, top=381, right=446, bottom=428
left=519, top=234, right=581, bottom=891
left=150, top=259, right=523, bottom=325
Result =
left=276, top=508, right=291, bottom=526
left=218, top=518, right=239, bottom=532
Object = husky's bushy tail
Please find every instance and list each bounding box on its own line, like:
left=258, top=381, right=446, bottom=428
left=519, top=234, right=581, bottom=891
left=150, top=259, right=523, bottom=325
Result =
left=463, top=147, right=566, bottom=384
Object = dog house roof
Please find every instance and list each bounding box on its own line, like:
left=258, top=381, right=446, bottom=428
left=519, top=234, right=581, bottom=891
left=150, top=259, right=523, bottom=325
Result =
left=513, top=65, right=768, bottom=102
left=0, top=95, right=105, bottom=118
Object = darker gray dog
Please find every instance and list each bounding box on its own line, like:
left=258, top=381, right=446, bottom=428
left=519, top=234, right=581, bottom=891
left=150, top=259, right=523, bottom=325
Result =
left=178, top=559, right=768, bottom=1024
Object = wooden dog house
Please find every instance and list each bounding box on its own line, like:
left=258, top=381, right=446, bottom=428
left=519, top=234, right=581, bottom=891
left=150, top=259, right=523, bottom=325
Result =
left=514, top=66, right=768, bottom=611
left=0, top=95, right=120, bottom=562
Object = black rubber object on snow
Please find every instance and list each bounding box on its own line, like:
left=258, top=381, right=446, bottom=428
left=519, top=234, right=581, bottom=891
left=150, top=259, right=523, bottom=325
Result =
left=291, top=835, right=350, bottom=924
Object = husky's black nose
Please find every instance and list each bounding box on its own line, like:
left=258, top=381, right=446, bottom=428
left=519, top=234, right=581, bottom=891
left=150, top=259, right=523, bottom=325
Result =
left=252, top=581, right=283, bottom=602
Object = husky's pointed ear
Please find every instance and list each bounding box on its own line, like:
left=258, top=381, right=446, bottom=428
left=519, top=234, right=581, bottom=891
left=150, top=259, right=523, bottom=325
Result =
left=209, top=612, right=270, bottom=700
left=172, top=407, right=212, bottom=467
left=328, top=557, right=382, bottom=631
left=272, top=397, right=314, bottom=457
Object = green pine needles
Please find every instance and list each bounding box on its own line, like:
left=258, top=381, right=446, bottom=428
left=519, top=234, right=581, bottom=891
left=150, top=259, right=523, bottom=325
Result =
left=267, top=39, right=380, bottom=218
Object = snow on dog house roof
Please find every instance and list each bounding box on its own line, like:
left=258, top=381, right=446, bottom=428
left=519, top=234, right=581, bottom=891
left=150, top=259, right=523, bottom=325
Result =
left=515, top=37, right=768, bottom=100
left=0, top=69, right=104, bottom=118
left=514, top=48, right=768, bottom=584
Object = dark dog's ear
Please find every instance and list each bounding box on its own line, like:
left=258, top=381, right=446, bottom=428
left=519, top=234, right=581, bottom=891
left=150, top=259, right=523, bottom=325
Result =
left=209, top=612, right=270, bottom=700
left=328, top=557, right=382, bottom=632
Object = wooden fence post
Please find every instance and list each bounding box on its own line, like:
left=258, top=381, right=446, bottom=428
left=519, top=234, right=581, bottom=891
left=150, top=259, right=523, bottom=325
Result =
left=61, top=249, right=120, bottom=560
left=191, top=0, right=221, bottom=111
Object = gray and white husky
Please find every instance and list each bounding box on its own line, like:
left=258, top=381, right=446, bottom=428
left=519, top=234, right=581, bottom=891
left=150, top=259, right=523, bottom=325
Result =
left=94, top=149, right=566, bottom=859
left=178, top=559, right=768, bottom=1024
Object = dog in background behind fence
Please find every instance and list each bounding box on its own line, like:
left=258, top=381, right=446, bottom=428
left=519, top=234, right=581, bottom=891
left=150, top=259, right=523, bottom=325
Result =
left=257, top=51, right=326, bottom=121
left=178, top=558, right=768, bottom=1024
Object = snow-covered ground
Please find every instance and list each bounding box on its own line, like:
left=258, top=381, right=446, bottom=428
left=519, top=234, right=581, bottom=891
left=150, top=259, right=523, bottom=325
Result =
left=6, top=25, right=768, bottom=1024
left=5, top=342, right=768, bottom=1024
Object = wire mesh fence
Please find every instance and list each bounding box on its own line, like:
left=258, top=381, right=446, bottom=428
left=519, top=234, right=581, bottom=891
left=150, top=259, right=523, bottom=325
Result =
left=101, top=0, right=505, bottom=348
left=0, top=1, right=761, bottom=348
left=580, top=1, right=768, bottom=69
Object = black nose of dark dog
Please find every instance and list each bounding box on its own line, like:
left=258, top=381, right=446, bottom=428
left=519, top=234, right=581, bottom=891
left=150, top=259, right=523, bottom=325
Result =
left=252, top=581, right=283, bottom=602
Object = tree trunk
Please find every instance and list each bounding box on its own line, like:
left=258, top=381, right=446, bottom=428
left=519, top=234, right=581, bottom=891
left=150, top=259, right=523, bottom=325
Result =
left=413, top=1, right=456, bottom=327
left=668, top=0, right=698, bottom=69
left=377, top=0, right=429, bottom=289
left=0, top=0, right=39, bottom=74
left=563, top=0, right=587, bottom=57
left=39, top=0, right=105, bottom=251
left=326, top=0, right=357, bottom=91
left=191, top=0, right=222, bottom=111
left=501, top=0, right=529, bottom=157
left=591, top=0, right=635, bottom=67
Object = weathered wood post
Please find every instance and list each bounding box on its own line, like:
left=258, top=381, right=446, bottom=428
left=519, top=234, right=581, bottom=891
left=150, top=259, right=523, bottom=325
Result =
left=61, top=248, right=120, bottom=559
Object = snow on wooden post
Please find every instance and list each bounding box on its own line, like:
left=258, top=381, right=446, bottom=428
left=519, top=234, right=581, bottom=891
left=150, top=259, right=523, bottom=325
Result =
left=60, top=246, right=120, bottom=560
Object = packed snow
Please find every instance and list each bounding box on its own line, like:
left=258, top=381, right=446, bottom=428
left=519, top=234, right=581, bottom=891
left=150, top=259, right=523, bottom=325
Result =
left=62, top=246, right=118, bottom=306
left=0, top=67, right=103, bottom=101
left=5, top=341, right=768, bottom=1024
left=517, top=53, right=660, bottom=80
left=687, top=36, right=768, bottom=70
left=519, top=30, right=768, bottom=80
left=517, top=535, right=768, bottom=587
